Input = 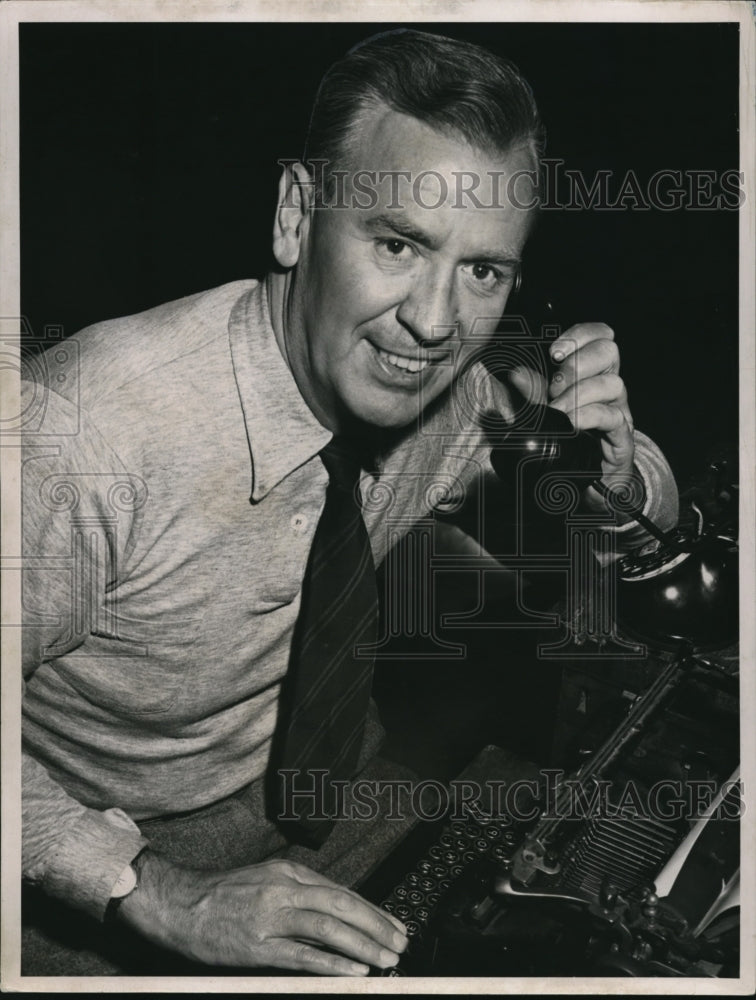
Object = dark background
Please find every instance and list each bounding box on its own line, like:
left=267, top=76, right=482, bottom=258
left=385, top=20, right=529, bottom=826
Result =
left=20, top=21, right=740, bottom=483
left=16, top=19, right=743, bottom=791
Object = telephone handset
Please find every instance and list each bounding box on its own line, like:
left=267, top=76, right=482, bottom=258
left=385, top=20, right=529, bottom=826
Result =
left=485, top=293, right=605, bottom=490
left=488, top=401, right=602, bottom=487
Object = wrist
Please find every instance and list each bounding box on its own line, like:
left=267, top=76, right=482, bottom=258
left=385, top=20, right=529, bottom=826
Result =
left=116, top=847, right=205, bottom=957
left=104, top=846, right=151, bottom=925
left=116, top=847, right=168, bottom=930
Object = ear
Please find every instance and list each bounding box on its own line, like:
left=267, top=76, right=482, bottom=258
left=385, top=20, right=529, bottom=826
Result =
left=272, top=161, right=314, bottom=269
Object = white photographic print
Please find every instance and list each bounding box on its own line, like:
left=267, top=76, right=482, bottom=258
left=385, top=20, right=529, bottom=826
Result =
left=1, top=1, right=753, bottom=994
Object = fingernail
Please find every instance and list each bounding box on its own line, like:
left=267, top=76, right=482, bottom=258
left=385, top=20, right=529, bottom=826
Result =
left=350, top=962, right=370, bottom=976
left=380, top=949, right=399, bottom=966
left=552, top=349, right=564, bottom=362
left=393, top=931, right=408, bottom=951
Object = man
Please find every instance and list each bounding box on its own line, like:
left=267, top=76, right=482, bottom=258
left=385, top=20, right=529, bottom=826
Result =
left=21, top=29, right=677, bottom=976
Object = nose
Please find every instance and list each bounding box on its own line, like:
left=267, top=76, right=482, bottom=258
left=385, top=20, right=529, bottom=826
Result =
left=395, top=264, right=458, bottom=346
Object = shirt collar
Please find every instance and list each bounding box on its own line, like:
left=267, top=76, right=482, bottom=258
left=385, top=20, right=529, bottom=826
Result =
left=228, top=280, right=332, bottom=502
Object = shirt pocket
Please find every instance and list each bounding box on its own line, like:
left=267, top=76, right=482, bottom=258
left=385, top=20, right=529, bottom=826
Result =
left=56, top=611, right=204, bottom=717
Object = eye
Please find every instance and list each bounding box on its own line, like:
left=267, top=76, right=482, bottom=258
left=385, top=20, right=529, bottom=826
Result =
left=464, top=262, right=511, bottom=294
left=473, top=263, right=498, bottom=281
left=375, top=237, right=413, bottom=260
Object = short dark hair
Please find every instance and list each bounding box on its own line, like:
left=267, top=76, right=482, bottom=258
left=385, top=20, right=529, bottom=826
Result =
left=303, top=28, right=545, bottom=193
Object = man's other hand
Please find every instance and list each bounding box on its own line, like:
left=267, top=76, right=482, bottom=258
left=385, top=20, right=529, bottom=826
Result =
left=509, top=322, right=637, bottom=513
left=118, top=852, right=408, bottom=975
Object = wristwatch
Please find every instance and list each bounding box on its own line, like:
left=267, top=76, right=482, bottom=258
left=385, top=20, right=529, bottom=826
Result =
left=104, top=847, right=149, bottom=924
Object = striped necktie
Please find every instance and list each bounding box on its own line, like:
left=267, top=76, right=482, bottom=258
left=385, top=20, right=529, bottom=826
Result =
left=272, top=438, right=379, bottom=846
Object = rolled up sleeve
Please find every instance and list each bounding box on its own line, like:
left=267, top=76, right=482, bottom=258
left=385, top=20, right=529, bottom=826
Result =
left=23, top=753, right=149, bottom=921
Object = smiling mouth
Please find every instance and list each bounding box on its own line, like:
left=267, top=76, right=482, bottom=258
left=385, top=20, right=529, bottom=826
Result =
left=374, top=346, right=431, bottom=375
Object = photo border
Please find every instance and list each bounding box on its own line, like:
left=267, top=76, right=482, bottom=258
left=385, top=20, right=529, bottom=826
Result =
left=1, top=1, right=753, bottom=994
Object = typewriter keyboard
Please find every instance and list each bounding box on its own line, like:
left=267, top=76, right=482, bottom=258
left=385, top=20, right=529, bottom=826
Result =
left=375, top=803, right=520, bottom=974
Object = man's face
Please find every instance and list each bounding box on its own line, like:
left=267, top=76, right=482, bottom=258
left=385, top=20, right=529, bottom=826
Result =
left=278, top=106, right=537, bottom=433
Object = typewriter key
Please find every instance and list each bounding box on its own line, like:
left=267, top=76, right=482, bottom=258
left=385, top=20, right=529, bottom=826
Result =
left=417, top=859, right=433, bottom=874
left=419, top=877, right=436, bottom=892
left=405, top=872, right=421, bottom=887
left=394, top=904, right=412, bottom=919
left=474, top=838, right=490, bottom=852
left=465, top=824, right=481, bottom=837
left=404, top=920, right=421, bottom=937
left=382, top=900, right=396, bottom=913
left=407, top=890, right=424, bottom=905
left=484, top=825, right=502, bottom=840
left=393, top=885, right=409, bottom=899
left=450, top=864, right=464, bottom=878
left=431, top=864, right=447, bottom=879
left=429, top=845, right=444, bottom=861
left=462, top=850, right=477, bottom=865
left=442, top=850, right=459, bottom=864
left=426, top=892, right=441, bottom=906
left=454, top=837, right=468, bottom=851
left=415, top=906, right=431, bottom=922
left=440, top=832, right=454, bottom=847
left=492, top=845, right=509, bottom=860
left=451, top=821, right=467, bottom=835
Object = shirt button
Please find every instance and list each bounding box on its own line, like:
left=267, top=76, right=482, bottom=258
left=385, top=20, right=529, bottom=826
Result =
left=291, top=513, right=309, bottom=535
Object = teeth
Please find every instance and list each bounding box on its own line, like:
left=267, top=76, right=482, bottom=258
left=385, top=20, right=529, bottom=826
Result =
left=377, top=347, right=429, bottom=374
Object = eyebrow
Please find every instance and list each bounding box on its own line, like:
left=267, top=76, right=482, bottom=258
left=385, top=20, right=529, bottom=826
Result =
left=363, top=212, right=523, bottom=268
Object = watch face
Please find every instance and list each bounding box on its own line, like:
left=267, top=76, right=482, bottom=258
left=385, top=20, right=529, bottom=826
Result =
left=110, top=863, right=138, bottom=899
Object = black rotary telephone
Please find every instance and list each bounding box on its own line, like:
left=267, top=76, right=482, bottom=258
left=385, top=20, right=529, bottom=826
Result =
left=476, top=296, right=739, bottom=655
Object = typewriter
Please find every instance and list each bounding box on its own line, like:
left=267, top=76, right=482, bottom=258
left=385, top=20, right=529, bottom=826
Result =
left=361, top=443, right=740, bottom=978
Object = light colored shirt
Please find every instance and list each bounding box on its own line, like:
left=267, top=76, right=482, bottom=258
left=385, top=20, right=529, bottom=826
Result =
left=21, top=279, right=678, bottom=919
